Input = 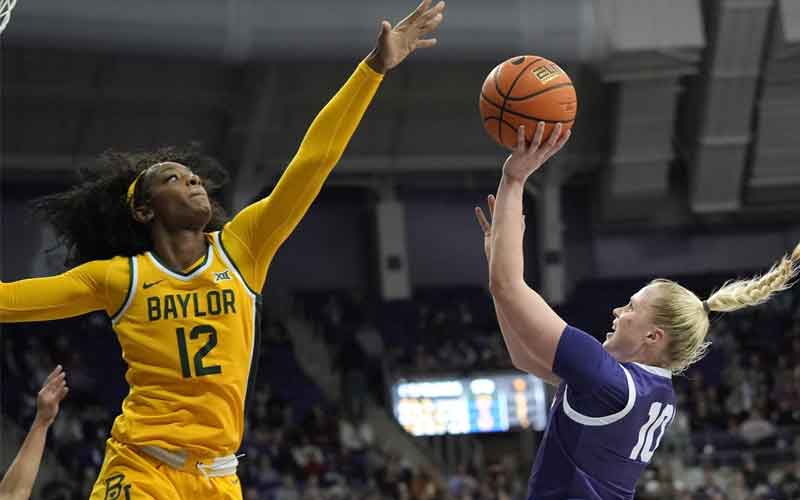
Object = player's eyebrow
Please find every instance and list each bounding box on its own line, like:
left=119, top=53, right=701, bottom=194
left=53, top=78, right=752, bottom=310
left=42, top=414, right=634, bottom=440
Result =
left=156, top=165, right=194, bottom=178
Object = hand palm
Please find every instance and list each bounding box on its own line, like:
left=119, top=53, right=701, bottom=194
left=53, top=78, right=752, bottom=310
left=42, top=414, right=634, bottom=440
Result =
left=373, top=0, right=445, bottom=72
left=502, top=122, right=571, bottom=182
left=36, top=365, right=68, bottom=425
left=381, top=27, right=419, bottom=69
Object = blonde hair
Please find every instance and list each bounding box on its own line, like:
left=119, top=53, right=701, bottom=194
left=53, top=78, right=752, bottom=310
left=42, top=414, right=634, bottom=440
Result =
left=647, top=242, right=800, bottom=374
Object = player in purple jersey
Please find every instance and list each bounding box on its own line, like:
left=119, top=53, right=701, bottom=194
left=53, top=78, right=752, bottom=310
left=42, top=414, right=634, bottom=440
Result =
left=474, top=122, right=800, bottom=500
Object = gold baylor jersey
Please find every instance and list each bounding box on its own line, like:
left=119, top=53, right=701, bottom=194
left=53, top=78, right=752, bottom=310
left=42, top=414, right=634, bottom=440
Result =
left=109, top=232, right=259, bottom=457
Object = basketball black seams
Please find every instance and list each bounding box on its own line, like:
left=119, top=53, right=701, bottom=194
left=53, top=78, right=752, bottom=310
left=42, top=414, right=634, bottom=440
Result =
left=503, top=82, right=575, bottom=102
left=480, top=91, right=572, bottom=123
left=494, top=59, right=541, bottom=146
left=483, top=116, right=531, bottom=137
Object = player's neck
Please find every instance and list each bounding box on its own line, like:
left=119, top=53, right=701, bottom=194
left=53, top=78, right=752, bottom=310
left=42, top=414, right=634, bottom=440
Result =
left=630, top=345, right=666, bottom=368
left=151, top=229, right=208, bottom=273
left=609, top=342, right=666, bottom=368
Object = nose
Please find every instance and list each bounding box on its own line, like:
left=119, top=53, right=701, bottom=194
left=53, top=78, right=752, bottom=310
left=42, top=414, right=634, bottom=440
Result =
left=188, top=174, right=199, bottom=186
left=612, top=307, right=620, bottom=318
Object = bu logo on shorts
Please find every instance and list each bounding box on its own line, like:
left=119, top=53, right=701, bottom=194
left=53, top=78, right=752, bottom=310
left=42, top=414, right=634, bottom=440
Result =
left=104, top=473, right=131, bottom=500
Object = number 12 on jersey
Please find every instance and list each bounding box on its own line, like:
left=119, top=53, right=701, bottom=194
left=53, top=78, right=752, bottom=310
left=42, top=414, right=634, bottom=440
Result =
left=630, top=402, right=674, bottom=462
left=176, top=325, right=222, bottom=378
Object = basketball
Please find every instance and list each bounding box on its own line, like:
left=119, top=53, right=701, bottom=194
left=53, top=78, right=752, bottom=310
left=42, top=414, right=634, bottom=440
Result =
left=479, top=55, right=577, bottom=150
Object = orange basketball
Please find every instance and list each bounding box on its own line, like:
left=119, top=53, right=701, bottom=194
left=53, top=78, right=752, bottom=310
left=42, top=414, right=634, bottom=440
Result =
left=479, top=55, right=577, bottom=150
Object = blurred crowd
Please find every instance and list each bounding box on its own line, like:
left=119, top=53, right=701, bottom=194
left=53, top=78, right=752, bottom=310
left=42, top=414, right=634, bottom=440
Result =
left=1, top=310, right=523, bottom=500
left=2, top=280, right=799, bottom=499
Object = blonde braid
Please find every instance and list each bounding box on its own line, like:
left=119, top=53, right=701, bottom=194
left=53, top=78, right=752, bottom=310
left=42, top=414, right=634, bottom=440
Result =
left=706, top=242, right=800, bottom=313
left=647, top=241, right=800, bottom=374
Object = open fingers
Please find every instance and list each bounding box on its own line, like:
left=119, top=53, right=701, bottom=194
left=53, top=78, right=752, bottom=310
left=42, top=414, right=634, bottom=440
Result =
left=43, top=372, right=67, bottom=393
left=542, top=128, right=572, bottom=162
left=419, top=13, right=444, bottom=33
left=405, top=0, right=433, bottom=23
left=555, top=128, right=572, bottom=150
left=417, top=1, right=445, bottom=31
left=475, top=207, right=491, bottom=234
left=515, top=125, right=526, bottom=153
left=46, top=375, right=68, bottom=398
left=44, top=365, right=63, bottom=384
left=531, top=121, right=545, bottom=150
left=487, top=194, right=495, bottom=218
left=414, top=38, right=438, bottom=50
left=546, top=123, right=563, bottom=149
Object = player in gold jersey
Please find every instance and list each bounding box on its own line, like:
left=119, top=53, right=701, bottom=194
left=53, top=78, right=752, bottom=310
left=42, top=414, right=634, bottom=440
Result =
left=0, top=2, right=445, bottom=498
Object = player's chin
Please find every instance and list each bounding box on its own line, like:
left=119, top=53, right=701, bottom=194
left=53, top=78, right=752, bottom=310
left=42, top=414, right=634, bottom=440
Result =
left=186, top=206, right=212, bottom=228
left=602, top=332, right=614, bottom=347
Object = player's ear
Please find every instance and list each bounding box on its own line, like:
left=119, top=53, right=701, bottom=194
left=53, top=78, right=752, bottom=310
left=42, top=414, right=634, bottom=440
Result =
left=132, top=205, right=154, bottom=224
left=646, top=327, right=664, bottom=344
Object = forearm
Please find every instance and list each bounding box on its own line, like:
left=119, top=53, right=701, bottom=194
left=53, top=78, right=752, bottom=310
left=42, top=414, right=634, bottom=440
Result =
left=489, top=175, right=527, bottom=291
left=226, top=61, right=384, bottom=278
left=0, top=420, right=49, bottom=500
left=287, top=61, right=382, bottom=182
left=488, top=174, right=565, bottom=371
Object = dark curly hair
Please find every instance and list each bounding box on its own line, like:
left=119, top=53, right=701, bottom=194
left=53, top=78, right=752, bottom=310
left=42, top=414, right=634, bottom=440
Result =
left=31, top=145, right=230, bottom=267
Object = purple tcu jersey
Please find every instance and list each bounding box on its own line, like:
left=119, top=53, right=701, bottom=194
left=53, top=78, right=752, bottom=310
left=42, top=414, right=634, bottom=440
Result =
left=528, top=325, right=676, bottom=500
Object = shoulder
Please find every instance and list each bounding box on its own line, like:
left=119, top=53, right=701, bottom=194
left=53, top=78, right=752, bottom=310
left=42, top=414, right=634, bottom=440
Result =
left=554, top=325, right=621, bottom=389
left=67, top=257, right=126, bottom=278
left=79, top=256, right=136, bottom=292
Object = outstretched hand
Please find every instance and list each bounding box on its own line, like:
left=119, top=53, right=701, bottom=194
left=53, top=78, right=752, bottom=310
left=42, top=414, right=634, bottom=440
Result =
left=502, top=122, right=571, bottom=183
left=366, top=0, right=446, bottom=74
left=474, top=194, right=525, bottom=263
left=34, top=365, right=68, bottom=427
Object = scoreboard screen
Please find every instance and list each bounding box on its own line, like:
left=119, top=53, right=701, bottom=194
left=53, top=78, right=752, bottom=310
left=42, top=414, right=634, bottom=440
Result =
left=391, top=372, right=548, bottom=436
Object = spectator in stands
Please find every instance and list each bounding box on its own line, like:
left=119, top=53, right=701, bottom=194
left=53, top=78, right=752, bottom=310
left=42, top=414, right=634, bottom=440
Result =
left=447, top=464, right=478, bottom=498
left=739, top=408, right=776, bottom=446
left=355, top=318, right=387, bottom=402
left=337, top=334, right=369, bottom=419
left=291, top=434, right=326, bottom=480
left=410, top=467, right=441, bottom=500
left=274, top=475, right=300, bottom=500
left=0, top=366, right=68, bottom=500
left=301, top=474, right=324, bottom=500
left=778, top=461, right=800, bottom=499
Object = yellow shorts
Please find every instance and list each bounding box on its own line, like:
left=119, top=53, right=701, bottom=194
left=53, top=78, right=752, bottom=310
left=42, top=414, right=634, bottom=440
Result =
left=89, top=438, right=242, bottom=500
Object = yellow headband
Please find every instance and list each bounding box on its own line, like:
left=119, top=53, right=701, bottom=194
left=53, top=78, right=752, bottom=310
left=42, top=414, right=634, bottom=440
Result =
left=126, top=169, right=148, bottom=212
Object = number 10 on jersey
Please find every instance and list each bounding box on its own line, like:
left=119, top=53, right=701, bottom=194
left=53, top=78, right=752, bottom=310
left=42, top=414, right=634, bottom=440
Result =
left=630, top=402, right=674, bottom=462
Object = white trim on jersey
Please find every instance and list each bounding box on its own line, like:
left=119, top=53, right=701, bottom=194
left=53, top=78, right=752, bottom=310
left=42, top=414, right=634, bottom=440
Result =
left=633, top=362, right=672, bottom=379
left=212, top=232, right=258, bottom=405
left=146, top=244, right=214, bottom=281
left=111, top=258, right=138, bottom=325
left=212, top=232, right=256, bottom=301
left=562, top=365, right=636, bottom=426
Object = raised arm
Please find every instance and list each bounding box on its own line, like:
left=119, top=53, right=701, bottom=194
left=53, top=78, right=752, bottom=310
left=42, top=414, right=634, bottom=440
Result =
left=0, top=366, right=68, bottom=500
left=0, top=259, right=121, bottom=323
left=488, top=123, right=571, bottom=372
left=475, top=195, right=560, bottom=386
left=223, top=0, right=446, bottom=291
